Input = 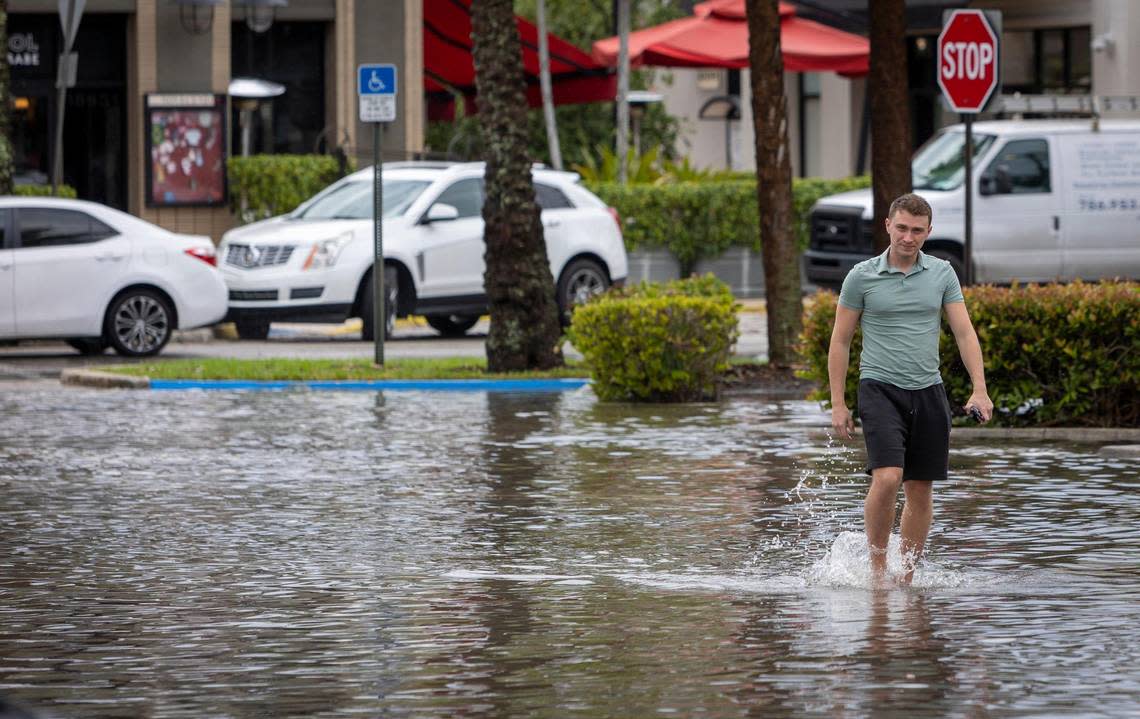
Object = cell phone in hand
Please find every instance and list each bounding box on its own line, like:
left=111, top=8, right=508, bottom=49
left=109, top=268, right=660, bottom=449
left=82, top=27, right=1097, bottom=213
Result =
left=968, top=406, right=984, bottom=423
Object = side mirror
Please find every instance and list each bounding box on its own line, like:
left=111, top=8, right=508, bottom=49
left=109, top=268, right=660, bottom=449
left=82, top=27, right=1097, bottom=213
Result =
left=979, top=165, right=1013, bottom=196
left=994, top=164, right=1014, bottom=194
left=423, top=203, right=459, bottom=223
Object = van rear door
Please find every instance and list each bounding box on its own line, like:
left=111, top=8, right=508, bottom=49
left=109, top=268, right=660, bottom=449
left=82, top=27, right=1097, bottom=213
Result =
left=974, top=136, right=1061, bottom=283
left=1058, top=131, right=1140, bottom=281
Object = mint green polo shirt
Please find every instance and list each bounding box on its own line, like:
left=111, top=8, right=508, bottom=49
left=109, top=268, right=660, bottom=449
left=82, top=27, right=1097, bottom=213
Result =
left=838, top=249, right=964, bottom=390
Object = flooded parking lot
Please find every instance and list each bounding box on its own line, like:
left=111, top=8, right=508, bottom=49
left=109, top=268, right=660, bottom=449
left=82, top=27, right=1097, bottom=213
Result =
left=1, top=386, right=1138, bottom=717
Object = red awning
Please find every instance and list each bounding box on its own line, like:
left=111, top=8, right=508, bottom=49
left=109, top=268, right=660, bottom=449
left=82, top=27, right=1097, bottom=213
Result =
left=591, top=0, right=869, bottom=76
left=424, top=0, right=616, bottom=121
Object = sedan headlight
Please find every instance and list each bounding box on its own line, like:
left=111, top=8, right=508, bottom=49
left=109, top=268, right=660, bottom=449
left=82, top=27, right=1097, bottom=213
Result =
left=302, top=232, right=352, bottom=270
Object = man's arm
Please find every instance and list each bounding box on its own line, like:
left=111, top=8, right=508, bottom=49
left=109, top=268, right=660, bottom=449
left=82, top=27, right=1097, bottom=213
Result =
left=828, top=305, right=861, bottom=439
left=944, top=302, right=994, bottom=422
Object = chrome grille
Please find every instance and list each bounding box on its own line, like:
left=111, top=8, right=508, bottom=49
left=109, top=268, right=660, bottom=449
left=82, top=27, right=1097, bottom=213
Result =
left=810, top=210, right=873, bottom=253
left=225, top=243, right=295, bottom=269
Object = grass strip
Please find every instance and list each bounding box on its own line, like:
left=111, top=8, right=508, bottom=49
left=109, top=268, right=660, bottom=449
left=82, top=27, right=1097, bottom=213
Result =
left=104, top=357, right=592, bottom=381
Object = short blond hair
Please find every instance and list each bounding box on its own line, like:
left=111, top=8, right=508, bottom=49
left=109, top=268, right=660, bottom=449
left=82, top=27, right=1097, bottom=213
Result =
left=888, top=193, right=933, bottom=225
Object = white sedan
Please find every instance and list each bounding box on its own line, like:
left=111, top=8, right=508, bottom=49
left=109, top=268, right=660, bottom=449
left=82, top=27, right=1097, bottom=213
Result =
left=0, top=197, right=228, bottom=356
left=218, top=161, right=628, bottom=339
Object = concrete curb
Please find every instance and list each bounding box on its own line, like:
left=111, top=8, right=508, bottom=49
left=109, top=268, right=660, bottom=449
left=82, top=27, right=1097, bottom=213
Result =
left=750, top=422, right=1140, bottom=444
left=951, top=427, right=1140, bottom=442
left=60, top=368, right=150, bottom=389
left=58, top=369, right=588, bottom=393
left=1098, top=444, right=1140, bottom=458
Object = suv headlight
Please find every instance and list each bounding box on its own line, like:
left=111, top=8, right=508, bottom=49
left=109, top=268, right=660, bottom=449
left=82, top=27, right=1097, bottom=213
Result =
left=302, top=232, right=352, bottom=270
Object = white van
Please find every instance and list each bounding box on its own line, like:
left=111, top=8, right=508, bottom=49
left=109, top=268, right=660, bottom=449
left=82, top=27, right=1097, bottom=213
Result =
left=803, top=119, right=1140, bottom=287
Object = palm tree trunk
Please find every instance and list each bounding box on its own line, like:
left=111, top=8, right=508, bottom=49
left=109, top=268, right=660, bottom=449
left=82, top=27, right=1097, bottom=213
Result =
left=869, top=0, right=912, bottom=252
left=745, top=0, right=801, bottom=368
left=471, top=0, right=564, bottom=371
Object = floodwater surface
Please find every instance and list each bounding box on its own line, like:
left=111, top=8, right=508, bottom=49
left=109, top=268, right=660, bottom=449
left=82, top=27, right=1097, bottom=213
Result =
left=1, top=387, right=1138, bottom=718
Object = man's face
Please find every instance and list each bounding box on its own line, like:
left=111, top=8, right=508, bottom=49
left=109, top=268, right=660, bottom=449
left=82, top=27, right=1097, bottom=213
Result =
left=885, top=209, right=931, bottom=260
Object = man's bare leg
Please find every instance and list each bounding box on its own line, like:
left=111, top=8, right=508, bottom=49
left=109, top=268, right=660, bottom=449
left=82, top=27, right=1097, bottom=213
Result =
left=899, top=480, right=934, bottom=585
left=865, top=467, right=903, bottom=584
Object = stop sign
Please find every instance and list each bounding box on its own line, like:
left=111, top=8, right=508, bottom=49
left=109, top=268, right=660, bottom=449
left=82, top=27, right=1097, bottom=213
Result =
left=937, top=9, right=1000, bottom=113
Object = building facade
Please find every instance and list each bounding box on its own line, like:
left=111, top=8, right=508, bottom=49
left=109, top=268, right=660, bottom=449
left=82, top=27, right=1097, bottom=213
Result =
left=8, top=0, right=424, bottom=242
left=657, top=0, right=1140, bottom=179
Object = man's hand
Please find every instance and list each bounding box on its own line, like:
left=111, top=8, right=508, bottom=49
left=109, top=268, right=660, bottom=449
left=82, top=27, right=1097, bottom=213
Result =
left=965, top=392, right=994, bottom=423
left=831, top=405, right=856, bottom=440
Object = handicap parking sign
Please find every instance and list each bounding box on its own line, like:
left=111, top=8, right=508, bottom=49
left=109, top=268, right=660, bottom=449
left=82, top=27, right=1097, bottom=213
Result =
left=358, top=64, right=397, bottom=122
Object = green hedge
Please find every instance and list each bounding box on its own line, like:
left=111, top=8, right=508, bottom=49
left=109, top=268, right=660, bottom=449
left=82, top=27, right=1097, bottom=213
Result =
left=228, top=155, right=351, bottom=224
left=586, top=175, right=870, bottom=274
left=798, top=281, right=1140, bottom=427
left=13, top=184, right=78, bottom=198
left=567, top=275, right=740, bottom=402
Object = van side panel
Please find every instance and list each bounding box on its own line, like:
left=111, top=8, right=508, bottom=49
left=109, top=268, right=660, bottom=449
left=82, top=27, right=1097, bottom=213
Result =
left=972, top=135, right=1062, bottom=283
left=1058, top=132, right=1140, bottom=281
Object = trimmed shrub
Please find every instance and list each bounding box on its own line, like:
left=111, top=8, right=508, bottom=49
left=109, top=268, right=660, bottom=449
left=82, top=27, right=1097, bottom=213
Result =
left=228, top=154, right=351, bottom=224
left=13, top=184, right=78, bottom=198
left=798, top=281, right=1139, bottom=427
left=567, top=275, right=740, bottom=402
left=586, top=175, right=870, bottom=274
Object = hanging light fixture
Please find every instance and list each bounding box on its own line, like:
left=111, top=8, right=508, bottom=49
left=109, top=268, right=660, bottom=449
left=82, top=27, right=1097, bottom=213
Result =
left=235, top=0, right=288, bottom=34
left=172, top=0, right=222, bottom=35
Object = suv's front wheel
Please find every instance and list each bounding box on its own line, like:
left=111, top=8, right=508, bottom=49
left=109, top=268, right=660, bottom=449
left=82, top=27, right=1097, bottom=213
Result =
left=361, top=266, right=398, bottom=341
left=426, top=314, right=480, bottom=337
left=557, top=257, right=609, bottom=323
left=235, top=318, right=270, bottom=340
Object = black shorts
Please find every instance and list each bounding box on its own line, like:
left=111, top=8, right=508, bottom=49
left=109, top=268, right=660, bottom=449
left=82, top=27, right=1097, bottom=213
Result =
left=857, top=379, right=952, bottom=482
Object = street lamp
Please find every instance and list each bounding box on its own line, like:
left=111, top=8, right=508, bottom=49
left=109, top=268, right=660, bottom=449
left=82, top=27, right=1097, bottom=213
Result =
left=229, top=77, right=286, bottom=156
left=234, top=0, right=287, bottom=34
left=627, top=90, right=662, bottom=156
left=698, top=95, right=741, bottom=169
left=172, top=0, right=222, bottom=35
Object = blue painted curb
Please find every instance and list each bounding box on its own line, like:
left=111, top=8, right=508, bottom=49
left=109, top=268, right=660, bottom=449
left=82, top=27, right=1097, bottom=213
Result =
left=149, top=378, right=591, bottom=392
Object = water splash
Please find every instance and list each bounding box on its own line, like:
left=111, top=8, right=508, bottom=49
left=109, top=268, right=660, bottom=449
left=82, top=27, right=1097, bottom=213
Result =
left=806, top=531, right=974, bottom=589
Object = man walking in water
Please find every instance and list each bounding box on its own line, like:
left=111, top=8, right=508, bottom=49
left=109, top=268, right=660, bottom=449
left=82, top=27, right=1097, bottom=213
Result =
left=828, top=193, right=993, bottom=585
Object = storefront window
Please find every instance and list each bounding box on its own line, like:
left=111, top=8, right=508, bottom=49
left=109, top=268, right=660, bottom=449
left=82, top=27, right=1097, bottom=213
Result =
left=1001, top=31, right=1035, bottom=88
left=231, top=21, right=327, bottom=156
left=1041, top=30, right=1066, bottom=91
left=1001, top=26, right=1092, bottom=96
left=8, top=14, right=127, bottom=208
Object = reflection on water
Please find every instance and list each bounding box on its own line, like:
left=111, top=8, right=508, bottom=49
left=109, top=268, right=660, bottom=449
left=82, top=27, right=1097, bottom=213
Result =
left=1, top=387, right=1138, bottom=717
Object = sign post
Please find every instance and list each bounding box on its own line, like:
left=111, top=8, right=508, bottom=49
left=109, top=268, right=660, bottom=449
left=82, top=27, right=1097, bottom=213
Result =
left=358, top=64, right=397, bottom=366
left=937, top=9, right=1000, bottom=286
left=52, top=0, right=86, bottom=195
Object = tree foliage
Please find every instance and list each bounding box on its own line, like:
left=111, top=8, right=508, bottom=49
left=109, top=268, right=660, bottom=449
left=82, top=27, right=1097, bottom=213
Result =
left=426, top=0, right=686, bottom=167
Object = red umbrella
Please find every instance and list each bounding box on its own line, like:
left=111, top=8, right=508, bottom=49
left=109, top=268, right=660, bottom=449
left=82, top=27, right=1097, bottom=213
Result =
left=424, top=0, right=616, bottom=121
left=591, top=0, right=869, bottom=76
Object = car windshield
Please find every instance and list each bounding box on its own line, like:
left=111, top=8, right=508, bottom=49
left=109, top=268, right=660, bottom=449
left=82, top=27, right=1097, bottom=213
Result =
left=293, top=179, right=430, bottom=220
left=912, top=130, right=996, bottom=191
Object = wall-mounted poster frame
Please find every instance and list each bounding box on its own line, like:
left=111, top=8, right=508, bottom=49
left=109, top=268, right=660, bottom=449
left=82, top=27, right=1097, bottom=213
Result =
left=144, top=93, right=227, bottom=207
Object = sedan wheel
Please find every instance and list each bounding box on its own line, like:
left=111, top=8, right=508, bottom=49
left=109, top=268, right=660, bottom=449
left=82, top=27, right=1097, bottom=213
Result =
left=106, top=289, right=173, bottom=357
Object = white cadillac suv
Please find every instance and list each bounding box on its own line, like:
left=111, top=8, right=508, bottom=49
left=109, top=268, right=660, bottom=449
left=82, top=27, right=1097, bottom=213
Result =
left=218, top=162, right=628, bottom=339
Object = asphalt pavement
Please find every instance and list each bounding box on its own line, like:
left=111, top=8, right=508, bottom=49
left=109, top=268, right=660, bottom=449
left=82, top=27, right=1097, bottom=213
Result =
left=0, top=309, right=770, bottom=380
